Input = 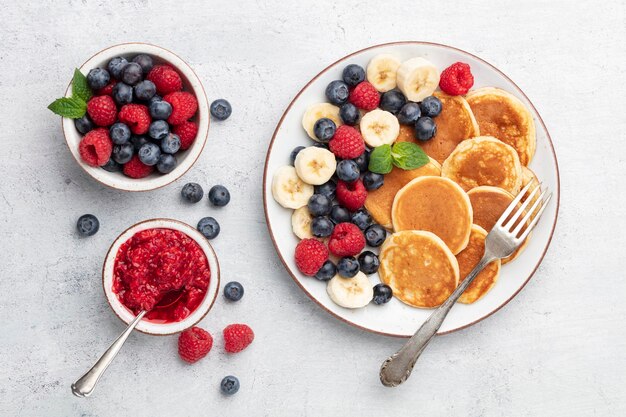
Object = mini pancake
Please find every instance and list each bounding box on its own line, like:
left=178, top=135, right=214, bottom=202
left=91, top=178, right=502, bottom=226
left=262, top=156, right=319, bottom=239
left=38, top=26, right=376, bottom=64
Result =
left=364, top=156, right=441, bottom=229
left=456, top=225, right=501, bottom=304
left=396, top=92, right=479, bottom=164
left=442, top=136, right=522, bottom=194
left=466, top=87, right=536, bottom=166
left=467, top=186, right=530, bottom=264
left=379, top=230, right=459, bottom=308
left=391, top=176, right=472, bottom=254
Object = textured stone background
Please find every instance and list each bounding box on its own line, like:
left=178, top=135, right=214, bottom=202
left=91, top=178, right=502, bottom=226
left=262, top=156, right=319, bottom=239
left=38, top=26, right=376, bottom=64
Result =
left=1, top=0, right=625, bottom=416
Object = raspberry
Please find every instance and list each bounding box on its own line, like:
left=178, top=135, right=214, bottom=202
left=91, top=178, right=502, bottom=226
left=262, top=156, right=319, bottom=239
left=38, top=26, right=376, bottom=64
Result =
left=329, top=125, right=365, bottom=159
left=349, top=81, right=380, bottom=110
left=118, top=104, right=151, bottom=134
left=328, top=222, right=366, bottom=257
left=147, top=65, right=183, bottom=95
left=223, top=324, right=254, bottom=353
left=336, top=179, right=367, bottom=211
left=294, top=238, right=329, bottom=276
left=173, top=121, right=199, bottom=150
left=97, top=80, right=117, bottom=96
left=178, top=327, right=213, bottom=363
left=163, top=92, right=198, bottom=125
left=78, top=128, right=112, bottom=166
left=439, top=62, right=474, bottom=96
left=123, top=155, right=154, bottom=178
left=86, top=95, right=117, bottom=126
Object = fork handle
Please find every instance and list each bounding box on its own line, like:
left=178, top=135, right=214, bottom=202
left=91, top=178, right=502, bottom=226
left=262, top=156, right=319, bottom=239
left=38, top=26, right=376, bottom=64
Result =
left=379, top=252, right=496, bottom=387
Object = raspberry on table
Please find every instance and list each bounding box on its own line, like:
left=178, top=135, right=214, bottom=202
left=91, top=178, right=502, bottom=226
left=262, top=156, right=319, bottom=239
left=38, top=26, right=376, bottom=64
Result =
left=348, top=81, right=380, bottom=110
left=329, top=125, right=365, bottom=159
left=123, top=155, right=154, bottom=178
left=147, top=65, right=183, bottom=95
left=336, top=178, right=367, bottom=211
left=118, top=104, right=151, bottom=135
left=78, top=128, right=113, bottom=167
left=223, top=324, right=254, bottom=353
left=294, top=238, right=329, bottom=276
left=328, top=222, right=366, bottom=257
left=178, top=326, right=213, bottom=364
left=173, top=120, right=199, bottom=150
left=87, top=95, right=117, bottom=127
left=439, top=62, right=474, bottom=95
left=163, top=91, right=198, bottom=125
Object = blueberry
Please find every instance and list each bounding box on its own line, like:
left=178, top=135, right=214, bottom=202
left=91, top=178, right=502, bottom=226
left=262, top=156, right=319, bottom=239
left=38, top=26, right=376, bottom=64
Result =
left=325, top=80, right=350, bottom=105
left=315, top=260, right=336, bottom=281
left=365, top=224, right=387, bottom=247
left=134, top=80, right=156, bottom=101
left=130, top=135, right=149, bottom=151
left=138, top=142, right=161, bottom=166
left=420, top=96, right=442, bottom=117
left=353, top=151, right=369, bottom=172
left=112, top=82, right=133, bottom=105
left=197, top=217, right=220, bottom=239
left=289, top=146, right=305, bottom=165
left=86, top=68, right=110, bottom=90
left=149, top=100, right=172, bottom=120
left=397, top=102, right=421, bottom=125
left=149, top=120, right=169, bottom=140
left=311, top=216, right=334, bottom=238
left=160, top=133, right=181, bottom=154
left=351, top=209, right=372, bottom=230
left=342, top=64, right=365, bottom=87
left=76, top=214, right=99, bottom=237
left=107, top=57, right=128, bottom=80
left=210, top=99, right=232, bottom=120
left=414, top=117, right=437, bottom=141
left=329, top=205, right=350, bottom=224
left=362, top=171, right=384, bottom=190
left=74, top=115, right=94, bottom=134
left=380, top=90, right=407, bottom=114
left=337, top=256, right=359, bottom=278
left=132, top=54, right=154, bottom=74
left=149, top=94, right=162, bottom=104
left=312, top=142, right=328, bottom=149
left=208, top=185, right=230, bottom=207
left=314, top=180, right=336, bottom=199
left=181, top=182, right=204, bottom=203
left=101, top=158, right=121, bottom=172
left=336, top=159, right=360, bottom=182
left=121, top=62, right=143, bottom=85
left=307, top=194, right=332, bottom=216
left=156, top=153, right=177, bottom=174
left=112, top=143, right=134, bottom=164
left=313, top=118, right=336, bottom=142
left=109, top=123, right=131, bottom=144
left=223, top=281, right=244, bottom=302
left=358, top=251, right=380, bottom=275
left=220, top=376, right=240, bottom=395
left=339, top=103, right=360, bottom=126
left=372, top=283, right=393, bottom=305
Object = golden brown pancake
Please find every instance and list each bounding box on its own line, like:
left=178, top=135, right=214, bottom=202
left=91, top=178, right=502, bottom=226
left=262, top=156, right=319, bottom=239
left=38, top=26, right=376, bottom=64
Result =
left=396, top=92, right=479, bottom=164
left=466, top=87, right=536, bottom=166
left=456, top=225, right=501, bottom=304
left=442, top=136, right=522, bottom=194
left=392, top=176, right=472, bottom=254
left=379, top=230, right=459, bottom=308
left=364, top=157, right=441, bottom=229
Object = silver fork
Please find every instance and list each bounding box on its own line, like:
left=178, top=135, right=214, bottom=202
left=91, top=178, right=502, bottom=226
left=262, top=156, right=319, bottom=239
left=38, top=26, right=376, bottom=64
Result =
left=379, top=180, right=552, bottom=387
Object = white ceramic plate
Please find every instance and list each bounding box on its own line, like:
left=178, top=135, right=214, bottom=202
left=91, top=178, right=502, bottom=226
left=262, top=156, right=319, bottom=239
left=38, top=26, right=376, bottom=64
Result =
left=263, top=42, right=560, bottom=337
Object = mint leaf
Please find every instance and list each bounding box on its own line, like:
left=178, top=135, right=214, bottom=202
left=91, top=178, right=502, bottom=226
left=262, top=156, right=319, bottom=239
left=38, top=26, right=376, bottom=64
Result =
left=368, top=144, right=393, bottom=174
left=71, top=69, right=92, bottom=102
left=391, top=142, right=430, bottom=170
left=47, top=97, right=87, bottom=118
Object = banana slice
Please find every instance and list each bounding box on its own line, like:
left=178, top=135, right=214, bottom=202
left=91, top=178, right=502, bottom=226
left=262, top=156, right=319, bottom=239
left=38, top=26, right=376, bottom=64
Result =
left=366, top=54, right=401, bottom=92
left=271, top=166, right=314, bottom=209
left=396, top=57, right=440, bottom=102
left=302, top=103, right=342, bottom=141
left=327, top=272, right=374, bottom=309
left=294, top=146, right=337, bottom=185
left=360, top=109, right=400, bottom=147
left=291, top=206, right=313, bottom=239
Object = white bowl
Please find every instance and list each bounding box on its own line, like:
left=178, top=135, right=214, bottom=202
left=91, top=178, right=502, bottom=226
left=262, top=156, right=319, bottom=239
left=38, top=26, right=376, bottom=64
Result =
left=102, top=219, right=220, bottom=335
left=62, top=43, right=209, bottom=192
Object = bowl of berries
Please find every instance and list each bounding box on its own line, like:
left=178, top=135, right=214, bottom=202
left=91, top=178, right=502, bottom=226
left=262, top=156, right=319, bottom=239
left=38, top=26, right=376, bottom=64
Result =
left=50, top=43, right=209, bottom=191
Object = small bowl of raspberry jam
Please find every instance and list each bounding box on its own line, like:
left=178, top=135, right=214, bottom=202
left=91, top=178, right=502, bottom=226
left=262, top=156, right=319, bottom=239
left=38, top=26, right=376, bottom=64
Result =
left=103, top=218, right=220, bottom=335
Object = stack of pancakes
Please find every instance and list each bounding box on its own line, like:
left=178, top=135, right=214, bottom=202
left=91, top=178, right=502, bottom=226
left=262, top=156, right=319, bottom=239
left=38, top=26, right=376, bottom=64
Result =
left=374, top=87, right=539, bottom=308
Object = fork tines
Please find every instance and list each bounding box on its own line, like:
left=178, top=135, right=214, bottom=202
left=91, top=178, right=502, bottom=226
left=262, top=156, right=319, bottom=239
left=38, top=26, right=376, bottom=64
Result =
left=495, top=179, right=552, bottom=242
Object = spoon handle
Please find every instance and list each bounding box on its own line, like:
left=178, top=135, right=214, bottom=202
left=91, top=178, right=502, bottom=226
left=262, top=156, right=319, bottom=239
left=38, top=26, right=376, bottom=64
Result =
left=71, top=311, right=146, bottom=397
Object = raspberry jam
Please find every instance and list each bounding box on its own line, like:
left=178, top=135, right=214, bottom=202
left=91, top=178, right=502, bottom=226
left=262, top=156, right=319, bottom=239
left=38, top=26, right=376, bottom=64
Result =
left=112, top=228, right=210, bottom=323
